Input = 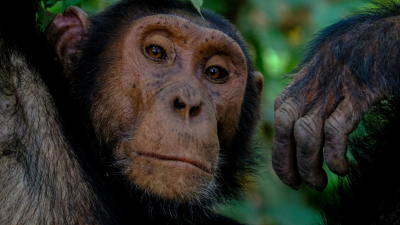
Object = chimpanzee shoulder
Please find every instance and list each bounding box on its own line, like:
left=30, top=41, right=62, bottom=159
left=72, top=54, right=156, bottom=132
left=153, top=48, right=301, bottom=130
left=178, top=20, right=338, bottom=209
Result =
left=1, top=0, right=263, bottom=224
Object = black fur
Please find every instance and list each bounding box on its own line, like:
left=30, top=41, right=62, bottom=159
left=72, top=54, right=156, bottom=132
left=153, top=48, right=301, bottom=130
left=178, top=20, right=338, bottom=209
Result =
left=71, top=1, right=261, bottom=224
left=321, top=98, right=400, bottom=224
left=290, top=0, right=400, bottom=106
left=5, top=0, right=400, bottom=224
left=288, top=1, right=400, bottom=224
left=0, top=0, right=260, bottom=224
left=1, top=1, right=122, bottom=224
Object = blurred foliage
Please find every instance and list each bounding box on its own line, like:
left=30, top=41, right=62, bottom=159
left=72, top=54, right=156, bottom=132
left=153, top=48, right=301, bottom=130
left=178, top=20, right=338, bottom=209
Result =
left=39, top=0, right=374, bottom=224
left=41, top=0, right=201, bottom=13
left=205, top=0, right=371, bottom=224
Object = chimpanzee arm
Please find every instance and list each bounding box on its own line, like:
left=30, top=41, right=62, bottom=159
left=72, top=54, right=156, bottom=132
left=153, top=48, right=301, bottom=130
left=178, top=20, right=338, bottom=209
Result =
left=272, top=1, right=400, bottom=191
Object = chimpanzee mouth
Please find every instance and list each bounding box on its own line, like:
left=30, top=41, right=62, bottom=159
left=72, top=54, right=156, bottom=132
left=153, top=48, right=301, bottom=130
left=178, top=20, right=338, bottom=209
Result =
left=130, top=150, right=212, bottom=174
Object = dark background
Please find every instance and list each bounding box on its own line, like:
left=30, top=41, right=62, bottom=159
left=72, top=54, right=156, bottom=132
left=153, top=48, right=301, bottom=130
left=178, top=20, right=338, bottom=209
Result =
left=45, top=0, right=373, bottom=224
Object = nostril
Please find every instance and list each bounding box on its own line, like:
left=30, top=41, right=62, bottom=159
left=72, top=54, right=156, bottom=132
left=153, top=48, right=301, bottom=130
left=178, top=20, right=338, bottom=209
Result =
left=174, top=99, right=186, bottom=110
left=189, top=104, right=201, bottom=117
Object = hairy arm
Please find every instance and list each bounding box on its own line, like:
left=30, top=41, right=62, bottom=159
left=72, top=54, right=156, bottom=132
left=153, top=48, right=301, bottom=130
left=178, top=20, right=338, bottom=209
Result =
left=272, top=1, right=400, bottom=191
left=0, top=21, right=114, bottom=225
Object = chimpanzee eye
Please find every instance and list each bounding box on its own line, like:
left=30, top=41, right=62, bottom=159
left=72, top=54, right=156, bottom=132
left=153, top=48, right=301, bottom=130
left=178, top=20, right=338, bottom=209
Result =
left=146, top=45, right=168, bottom=60
left=205, top=66, right=229, bottom=82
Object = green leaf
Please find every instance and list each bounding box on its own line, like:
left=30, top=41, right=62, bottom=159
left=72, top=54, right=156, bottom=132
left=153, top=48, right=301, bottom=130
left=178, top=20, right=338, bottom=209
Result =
left=190, top=0, right=204, bottom=18
left=178, top=0, right=203, bottom=18
left=61, top=0, right=83, bottom=13
left=37, top=5, right=57, bottom=31
left=44, top=0, right=59, bottom=8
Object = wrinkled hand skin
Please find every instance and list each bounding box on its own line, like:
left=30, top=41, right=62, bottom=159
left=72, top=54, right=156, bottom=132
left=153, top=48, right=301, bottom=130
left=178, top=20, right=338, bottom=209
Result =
left=271, top=11, right=400, bottom=191
left=272, top=58, right=386, bottom=192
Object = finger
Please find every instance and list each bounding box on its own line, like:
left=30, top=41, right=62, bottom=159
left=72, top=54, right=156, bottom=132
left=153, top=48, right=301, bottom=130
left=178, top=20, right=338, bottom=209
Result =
left=274, top=69, right=309, bottom=111
left=274, top=84, right=293, bottom=111
left=272, top=98, right=304, bottom=190
left=294, top=114, right=328, bottom=191
left=274, top=90, right=288, bottom=112
left=324, top=99, right=360, bottom=176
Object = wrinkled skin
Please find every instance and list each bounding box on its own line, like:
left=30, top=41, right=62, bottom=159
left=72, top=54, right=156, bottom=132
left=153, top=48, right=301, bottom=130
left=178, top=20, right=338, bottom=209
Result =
left=272, top=70, right=364, bottom=191
left=99, top=15, right=250, bottom=201
left=271, top=18, right=396, bottom=191
left=46, top=7, right=263, bottom=202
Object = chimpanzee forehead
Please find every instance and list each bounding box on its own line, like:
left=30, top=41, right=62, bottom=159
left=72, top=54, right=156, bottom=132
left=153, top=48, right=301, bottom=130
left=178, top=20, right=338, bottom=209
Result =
left=138, top=14, right=210, bottom=31
left=127, top=14, right=245, bottom=58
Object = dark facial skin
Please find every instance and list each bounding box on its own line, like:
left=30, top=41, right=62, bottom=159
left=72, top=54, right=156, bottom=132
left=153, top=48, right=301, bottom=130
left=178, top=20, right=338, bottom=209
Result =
left=46, top=8, right=259, bottom=203
left=97, top=15, right=248, bottom=201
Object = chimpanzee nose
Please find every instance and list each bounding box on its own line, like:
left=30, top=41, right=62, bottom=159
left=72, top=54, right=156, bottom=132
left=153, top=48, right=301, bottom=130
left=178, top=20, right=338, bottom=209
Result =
left=173, top=98, right=202, bottom=118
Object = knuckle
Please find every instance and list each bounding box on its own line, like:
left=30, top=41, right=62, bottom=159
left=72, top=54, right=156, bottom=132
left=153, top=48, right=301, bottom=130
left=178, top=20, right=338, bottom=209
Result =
left=271, top=156, right=286, bottom=174
left=274, top=90, right=291, bottom=111
left=296, top=149, right=324, bottom=179
left=274, top=93, right=286, bottom=111
left=272, top=127, right=293, bottom=145
left=274, top=108, right=296, bottom=132
left=296, top=153, right=313, bottom=176
left=297, top=155, right=319, bottom=178
left=271, top=148, right=301, bottom=185
left=297, top=160, right=312, bottom=178
left=271, top=146, right=291, bottom=168
left=275, top=102, right=300, bottom=125
left=325, top=134, right=348, bottom=150
left=324, top=115, right=351, bottom=148
left=294, top=116, right=321, bottom=141
left=325, top=115, right=342, bottom=135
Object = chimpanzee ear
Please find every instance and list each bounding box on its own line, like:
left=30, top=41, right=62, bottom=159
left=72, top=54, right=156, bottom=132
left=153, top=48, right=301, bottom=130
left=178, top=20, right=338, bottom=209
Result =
left=45, top=6, right=89, bottom=76
left=252, top=71, right=264, bottom=102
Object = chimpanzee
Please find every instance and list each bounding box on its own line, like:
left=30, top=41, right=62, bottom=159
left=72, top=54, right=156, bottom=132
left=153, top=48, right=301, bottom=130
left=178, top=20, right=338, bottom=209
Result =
left=3, top=0, right=399, bottom=224
left=273, top=0, right=400, bottom=224
left=0, top=0, right=263, bottom=224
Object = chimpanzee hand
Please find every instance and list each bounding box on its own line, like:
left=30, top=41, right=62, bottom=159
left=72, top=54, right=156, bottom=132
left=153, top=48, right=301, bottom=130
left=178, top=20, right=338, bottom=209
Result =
left=272, top=63, right=389, bottom=191
left=271, top=11, right=400, bottom=191
left=272, top=70, right=376, bottom=191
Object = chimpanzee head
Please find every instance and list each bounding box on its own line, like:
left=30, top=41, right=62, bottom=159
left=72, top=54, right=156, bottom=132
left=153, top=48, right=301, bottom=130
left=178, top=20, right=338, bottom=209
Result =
left=46, top=0, right=264, bottom=217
